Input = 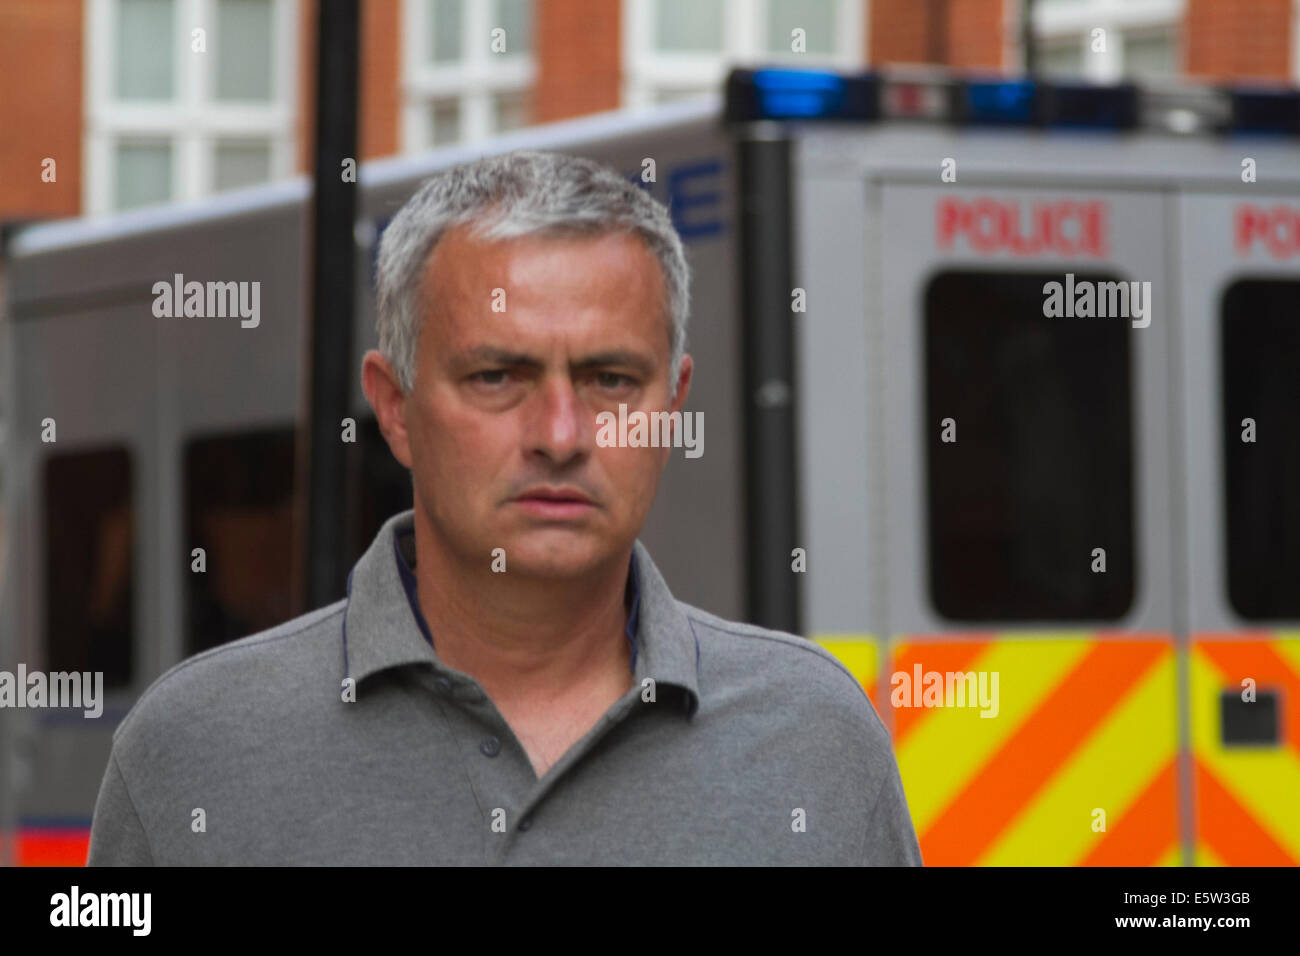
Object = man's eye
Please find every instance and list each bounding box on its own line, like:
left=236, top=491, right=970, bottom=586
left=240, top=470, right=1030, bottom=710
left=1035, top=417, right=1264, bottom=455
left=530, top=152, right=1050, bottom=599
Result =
left=596, top=372, right=634, bottom=389
left=471, top=370, right=509, bottom=386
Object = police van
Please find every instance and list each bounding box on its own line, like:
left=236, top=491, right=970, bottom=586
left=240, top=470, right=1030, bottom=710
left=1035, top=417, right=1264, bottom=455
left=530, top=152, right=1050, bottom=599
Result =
left=3, top=66, right=1298, bottom=865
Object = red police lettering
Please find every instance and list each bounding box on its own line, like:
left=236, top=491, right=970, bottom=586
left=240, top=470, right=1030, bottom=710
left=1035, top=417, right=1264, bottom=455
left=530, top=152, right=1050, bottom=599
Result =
left=936, top=198, right=1107, bottom=257
left=1235, top=204, right=1300, bottom=257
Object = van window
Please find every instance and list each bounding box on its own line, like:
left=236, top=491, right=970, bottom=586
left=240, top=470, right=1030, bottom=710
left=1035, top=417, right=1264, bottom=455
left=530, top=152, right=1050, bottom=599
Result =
left=924, top=270, right=1135, bottom=621
left=1221, top=279, right=1300, bottom=620
left=183, top=420, right=413, bottom=654
left=184, top=427, right=296, bottom=655
left=44, top=446, right=134, bottom=688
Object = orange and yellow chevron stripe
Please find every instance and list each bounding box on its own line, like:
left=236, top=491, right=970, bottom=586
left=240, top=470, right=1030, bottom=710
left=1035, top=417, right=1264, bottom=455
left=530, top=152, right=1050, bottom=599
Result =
left=884, top=635, right=1179, bottom=866
left=1190, top=634, right=1300, bottom=866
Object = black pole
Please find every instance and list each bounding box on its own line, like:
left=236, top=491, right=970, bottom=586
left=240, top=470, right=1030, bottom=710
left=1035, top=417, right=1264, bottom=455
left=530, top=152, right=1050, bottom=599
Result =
left=736, top=134, right=800, bottom=633
left=303, top=0, right=359, bottom=610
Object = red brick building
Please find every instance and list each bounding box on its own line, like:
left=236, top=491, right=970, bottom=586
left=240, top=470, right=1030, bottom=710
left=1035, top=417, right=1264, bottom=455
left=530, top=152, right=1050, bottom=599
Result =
left=0, top=0, right=1296, bottom=224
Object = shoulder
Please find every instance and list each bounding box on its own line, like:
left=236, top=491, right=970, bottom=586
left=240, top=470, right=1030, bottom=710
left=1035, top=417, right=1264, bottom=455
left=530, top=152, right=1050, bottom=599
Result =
left=111, top=599, right=347, bottom=752
left=678, top=601, right=885, bottom=732
left=681, top=602, right=867, bottom=693
left=674, top=602, right=907, bottom=824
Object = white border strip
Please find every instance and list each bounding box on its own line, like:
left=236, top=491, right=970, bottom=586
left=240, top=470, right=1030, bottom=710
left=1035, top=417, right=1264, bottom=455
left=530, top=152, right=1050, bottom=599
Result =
left=9, top=97, right=723, bottom=257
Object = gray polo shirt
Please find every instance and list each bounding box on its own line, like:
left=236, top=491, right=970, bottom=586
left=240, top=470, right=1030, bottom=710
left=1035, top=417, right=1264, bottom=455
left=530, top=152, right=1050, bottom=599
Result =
left=88, top=509, right=922, bottom=865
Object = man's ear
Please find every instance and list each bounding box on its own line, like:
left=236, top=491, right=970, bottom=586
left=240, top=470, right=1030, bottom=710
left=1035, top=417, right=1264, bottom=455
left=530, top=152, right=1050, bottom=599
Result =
left=361, top=350, right=413, bottom=469
left=670, top=354, right=694, bottom=413
left=658, top=354, right=695, bottom=468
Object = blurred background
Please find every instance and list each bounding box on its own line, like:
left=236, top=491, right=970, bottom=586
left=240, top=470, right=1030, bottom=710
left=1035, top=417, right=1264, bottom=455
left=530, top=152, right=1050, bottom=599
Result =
left=0, top=0, right=1286, bottom=226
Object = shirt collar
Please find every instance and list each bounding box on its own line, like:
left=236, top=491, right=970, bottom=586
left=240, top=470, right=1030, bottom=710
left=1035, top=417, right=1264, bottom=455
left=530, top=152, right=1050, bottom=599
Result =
left=393, top=524, right=642, bottom=668
left=342, top=510, right=699, bottom=715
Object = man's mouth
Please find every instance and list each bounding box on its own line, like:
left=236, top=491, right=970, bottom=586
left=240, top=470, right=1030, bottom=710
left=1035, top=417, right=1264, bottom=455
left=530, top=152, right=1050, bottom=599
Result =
left=513, top=487, right=596, bottom=518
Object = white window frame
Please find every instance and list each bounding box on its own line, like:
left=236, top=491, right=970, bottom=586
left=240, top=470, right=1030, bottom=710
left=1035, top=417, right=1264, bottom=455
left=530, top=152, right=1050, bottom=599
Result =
left=1032, top=0, right=1183, bottom=82
left=85, top=0, right=298, bottom=215
left=401, top=0, right=537, bottom=152
left=621, top=0, right=865, bottom=109
left=1292, top=0, right=1300, bottom=83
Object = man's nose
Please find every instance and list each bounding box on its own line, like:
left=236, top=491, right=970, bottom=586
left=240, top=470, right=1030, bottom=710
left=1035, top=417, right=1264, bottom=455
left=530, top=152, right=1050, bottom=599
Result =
left=526, top=375, right=589, bottom=463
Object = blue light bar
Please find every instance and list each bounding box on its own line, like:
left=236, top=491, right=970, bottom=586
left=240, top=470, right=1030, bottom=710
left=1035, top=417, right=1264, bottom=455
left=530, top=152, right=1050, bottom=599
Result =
left=960, top=79, right=1036, bottom=126
left=755, top=69, right=843, bottom=117
left=1041, top=82, right=1139, bottom=130
left=1226, top=89, right=1300, bottom=135
left=725, top=68, right=879, bottom=122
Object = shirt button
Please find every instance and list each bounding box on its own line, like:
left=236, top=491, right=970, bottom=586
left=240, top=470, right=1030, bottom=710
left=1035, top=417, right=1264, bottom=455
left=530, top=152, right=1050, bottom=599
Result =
left=479, top=736, right=501, bottom=757
left=434, top=677, right=452, bottom=695
left=518, top=816, right=533, bottom=832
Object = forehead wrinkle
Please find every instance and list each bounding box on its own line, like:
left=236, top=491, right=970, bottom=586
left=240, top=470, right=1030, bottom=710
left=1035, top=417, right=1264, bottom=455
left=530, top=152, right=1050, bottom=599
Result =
left=502, top=236, right=669, bottom=357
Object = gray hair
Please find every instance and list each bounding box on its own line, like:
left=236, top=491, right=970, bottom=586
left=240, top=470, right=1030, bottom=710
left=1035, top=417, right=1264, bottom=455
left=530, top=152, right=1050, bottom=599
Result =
left=375, top=150, right=690, bottom=394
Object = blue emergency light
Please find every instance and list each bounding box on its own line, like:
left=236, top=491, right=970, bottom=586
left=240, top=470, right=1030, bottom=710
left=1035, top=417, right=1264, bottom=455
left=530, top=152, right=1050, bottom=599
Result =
left=725, top=68, right=879, bottom=122
left=957, top=78, right=1139, bottom=129
left=725, top=65, right=1300, bottom=137
left=959, top=79, right=1036, bottom=125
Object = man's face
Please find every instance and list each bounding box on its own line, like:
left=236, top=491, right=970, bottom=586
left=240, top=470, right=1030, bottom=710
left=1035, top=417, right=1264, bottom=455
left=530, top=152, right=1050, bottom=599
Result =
left=368, top=224, right=692, bottom=580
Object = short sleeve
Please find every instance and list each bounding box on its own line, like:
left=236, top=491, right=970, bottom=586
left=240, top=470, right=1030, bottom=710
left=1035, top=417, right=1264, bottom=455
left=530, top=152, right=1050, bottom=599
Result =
left=87, top=751, right=156, bottom=866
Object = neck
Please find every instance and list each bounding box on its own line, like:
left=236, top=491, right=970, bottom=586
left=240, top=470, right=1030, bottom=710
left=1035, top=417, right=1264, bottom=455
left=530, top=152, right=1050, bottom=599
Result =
left=410, top=509, right=634, bottom=704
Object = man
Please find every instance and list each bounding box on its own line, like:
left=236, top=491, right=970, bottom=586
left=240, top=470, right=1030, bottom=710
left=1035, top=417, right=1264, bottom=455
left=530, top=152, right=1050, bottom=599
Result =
left=88, top=151, right=921, bottom=865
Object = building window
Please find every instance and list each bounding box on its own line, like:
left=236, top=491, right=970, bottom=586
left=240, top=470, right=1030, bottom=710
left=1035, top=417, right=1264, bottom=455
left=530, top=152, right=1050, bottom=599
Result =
left=402, top=0, right=535, bottom=150
left=623, top=0, right=863, bottom=109
left=214, top=0, right=275, bottom=101
left=44, top=447, right=134, bottom=690
left=429, top=0, right=464, bottom=62
left=213, top=139, right=273, bottom=192
left=924, top=271, right=1135, bottom=622
left=86, top=0, right=297, bottom=214
left=1221, top=280, right=1300, bottom=620
left=115, top=139, right=174, bottom=210
left=1038, top=36, right=1083, bottom=77
left=1031, top=0, right=1183, bottom=81
left=655, top=0, right=724, bottom=52
left=429, top=98, right=462, bottom=145
left=764, top=0, right=835, bottom=55
left=496, top=0, right=531, bottom=55
left=1121, top=27, right=1178, bottom=77
left=116, top=0, right=175, bottom=99
left=492, top=89, right=532, bottom=133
